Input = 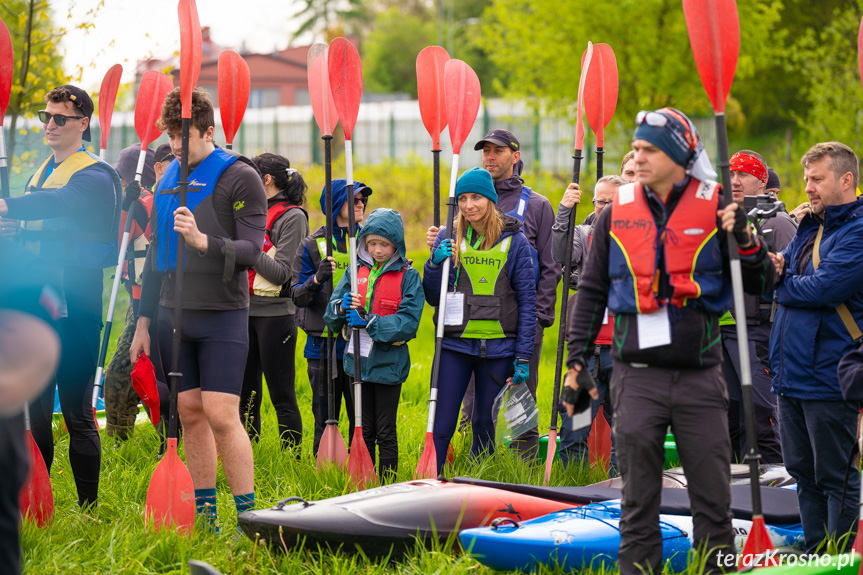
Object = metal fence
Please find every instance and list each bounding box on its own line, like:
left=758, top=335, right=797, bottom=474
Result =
left=7, top=98, right=717, bottom=176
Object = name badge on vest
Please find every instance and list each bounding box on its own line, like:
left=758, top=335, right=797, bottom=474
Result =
left=637, top=307, right=672, bottom=349
left=444, top=292, right=465, bottom=326
left=348, top=329, right=373, bottom=358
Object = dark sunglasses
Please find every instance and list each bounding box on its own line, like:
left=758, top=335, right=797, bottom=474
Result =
left=353, top=196, right=368, bottom=207
left=38, top=111, right=85, bottom=126
left=593, top=199, right=612, bottom=206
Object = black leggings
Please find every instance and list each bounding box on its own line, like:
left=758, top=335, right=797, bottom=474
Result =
left=240, top=315, right=302, bottom=449
left=30, top=317, right=101, bottom=507
left=361, top=382, right=402, bottom=480
left=0, top=414, right=27, bottom=575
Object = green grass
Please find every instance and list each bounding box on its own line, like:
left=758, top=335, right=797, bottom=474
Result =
left=26, top=258, right=706, bottom=573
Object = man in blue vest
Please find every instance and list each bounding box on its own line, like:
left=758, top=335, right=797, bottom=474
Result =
left=0, top=85, right=121, bottom=509
left=562, top=107, right=775, bottom=575
left=129, top=87, right=267, bottom=530
left=769, top=141, right=863, bottom=552
left=425, top=129, right=559, bottom=459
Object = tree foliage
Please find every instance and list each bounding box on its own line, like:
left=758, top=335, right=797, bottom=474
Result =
left=363, top=8, right=436, bottom=97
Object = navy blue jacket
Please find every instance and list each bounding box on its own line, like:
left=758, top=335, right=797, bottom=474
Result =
left=771, top=198, right=863, bottom=400
left=423, top=214, right=537, bottom=359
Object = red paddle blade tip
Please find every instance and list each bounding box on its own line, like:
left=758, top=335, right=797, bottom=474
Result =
left=19, top=433, right=54, bottom=526
left=0, top=18, right=11, bottom=121
left=347, top=430, right=376, bottom=488
left=98, top=64, right=123, bottom=150
left=443, top=59, right=481, bottom=155
left=316, top=424, right=348, bottom=469
left=145, top=438, right=195, bottom=534
left=328, top=37, right=363, bottom=141
left=178, top=0, right=203, bottom=117
left=683, top=0, right=740, bottom=114
left=574, top=42, right=593, bottom=151
left=417, top=46, right=449, bottom=149
left=543, top=429, right=558, bottom=485
left=414, top=433, right=437, bottom=479
left=583, top=43, right=618, bottom=147
left=308, top=43, right=340, bottom=136
left=135, top=71, right=174, bottom=149
left=739, top=516, right=778, bottom=569
left=218, top=50, right=250, bottom=145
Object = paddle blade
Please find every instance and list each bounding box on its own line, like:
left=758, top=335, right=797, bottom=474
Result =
left=316, top=423, right=348, bottom=469
left=218, top=50, right=250, bottom=145
left=19, top=431, right=53, bottom=526
left=98, top=64, right=123, bottom=152
left=574, top=42, right=593, bottom=152
left=414, top=433, right=437, bottom=480
left=417, top=46, right=449, bottom=149
left=145, top=438, right=195, bottom=534
left=444, top=59, right=481, bottom=155
left=543, top=429, right=557, bottom=486
left=346, top=427, right=376, bottom=488
left=308, top=43, right=340, bottom=136
left=328, top=37, right=363, bottom=141
left=587, top=404, right=612, bottom=473
left=0, top=17, right=11, bottom=121
left=178, top=0, right=203, bottom=118
left=583, top=43, right=618, bottom=147
left=683, top=0, right=740, bottom=113
left=853, top=519, right=863, bottom=560
left=135, top=71, right=174, bottom=149
left=739, top=515, right=778, bottom=569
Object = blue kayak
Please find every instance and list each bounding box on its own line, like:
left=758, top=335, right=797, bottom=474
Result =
left=460, top=486, right=804, bottom=572
left=52, top=385, right=105, bottom=414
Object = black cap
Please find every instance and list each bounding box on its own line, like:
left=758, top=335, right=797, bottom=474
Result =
left=766, top=167, right=781, bottom=191
left=115, top=143, right=156, bottom=189
left=55, top=85, right=94, bottom=142
left=474, top=129, right=520, bottom=152
left=154, top=143, right=174, bottom=164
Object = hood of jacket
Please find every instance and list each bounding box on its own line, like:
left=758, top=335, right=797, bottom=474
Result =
left=358, top=208, right=407, bottom=267
left=318, top=179, right=372, bottom=221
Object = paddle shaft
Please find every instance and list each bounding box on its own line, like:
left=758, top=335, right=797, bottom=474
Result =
left=225, top=143, right=232, bottom=150
left=91, top=150, right=151, bottom=411
left=0, top=126, right=9, bottom=199
left=596, top=147, right=603, bottom=180
left=344, top=141, right=364, bottom=426
left=168, top=118, right=191, bottom=441
left=714, top=112, right=763, bottom=518
left=323, top=134, right=337, bottom=426
left=548, top=149, right=584, bottom=435
left=433, top=149, right=441, bottom=227
left=426, top=154, right=460, bottom=434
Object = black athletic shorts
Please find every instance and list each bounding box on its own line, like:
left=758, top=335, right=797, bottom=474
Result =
left=157, top=306, right=249, bottom=395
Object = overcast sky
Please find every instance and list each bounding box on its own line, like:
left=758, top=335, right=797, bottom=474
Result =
left=54, top=0, right=310, bottom=90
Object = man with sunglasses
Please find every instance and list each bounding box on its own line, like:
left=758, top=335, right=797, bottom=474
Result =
left=561, top=107, right=775, bottom=575
left=292, top=179, right=372, bottom=456
left=0, top=85, right=122, bottom=509
left=551, top=174, right=627, bottom=473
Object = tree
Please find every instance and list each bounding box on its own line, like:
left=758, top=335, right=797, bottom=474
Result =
left=290, top=0, right=369, bottom=42
left=362, top=7, right=436, bottom=97
left=2, top=0, right=69, bottom=165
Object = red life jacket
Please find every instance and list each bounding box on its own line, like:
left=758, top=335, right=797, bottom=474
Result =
left=248, top=201, right=304, bottom=295
left=607, top=179, right=726, bottom=315
left=356, top=264, right=405, bottom=316
left=119, top=190, right=155, bottom=300
left=586, top=232, right=614, bottom=345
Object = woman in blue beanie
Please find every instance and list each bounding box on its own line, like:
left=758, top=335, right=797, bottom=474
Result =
left=423, top=167, right=537, bottom=474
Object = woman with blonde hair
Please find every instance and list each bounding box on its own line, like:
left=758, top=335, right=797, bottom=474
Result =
left=423, top=167, right=537, bottom=474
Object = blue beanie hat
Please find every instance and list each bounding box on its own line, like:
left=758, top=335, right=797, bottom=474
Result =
left=455, top=167, right=497, bottom=204
left=633, top=107, right=717, bottom=181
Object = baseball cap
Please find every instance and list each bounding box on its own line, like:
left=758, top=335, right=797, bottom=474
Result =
left=55, top=85, right=94, bottom=142
left=154, top=143, right=175, bottom=164
left=115, top=143, right=156, bottom=189
left=474, top=129, right=520, bottom=152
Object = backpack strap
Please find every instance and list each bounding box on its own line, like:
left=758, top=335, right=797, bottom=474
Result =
left=814, top=224, right=863, bottom=343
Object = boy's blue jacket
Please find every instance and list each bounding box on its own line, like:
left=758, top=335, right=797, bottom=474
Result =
left=423, top=214, right=537, bottom=359
left=771, top=198, right=863, bottom=400
left=324, top=208, right=423, bottom=385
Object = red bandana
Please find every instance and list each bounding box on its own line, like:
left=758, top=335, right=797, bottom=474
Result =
left=730, top=152, right=768, bottom=183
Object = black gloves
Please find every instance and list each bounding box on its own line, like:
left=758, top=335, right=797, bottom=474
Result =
left=122, top=180, right=142, bottom=212
left=561, top=367, right=595, bottom=414
left=315, top=257, right=334, bottom=285
left=732, top=204, right=752, bottom=247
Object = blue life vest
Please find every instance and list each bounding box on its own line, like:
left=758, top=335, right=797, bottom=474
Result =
left=155, top=147, right=237, bottom=272
left=505, top=185, right=540, bottom=285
